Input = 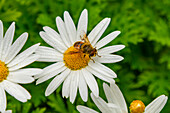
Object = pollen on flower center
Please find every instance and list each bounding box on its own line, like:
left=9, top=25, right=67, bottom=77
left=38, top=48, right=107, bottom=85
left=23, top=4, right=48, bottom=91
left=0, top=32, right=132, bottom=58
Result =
left=0, top=60, right=9, bottom=82
left=130, top=100, right=145, bottom=113
left=63, top=46, right=90, bottom=70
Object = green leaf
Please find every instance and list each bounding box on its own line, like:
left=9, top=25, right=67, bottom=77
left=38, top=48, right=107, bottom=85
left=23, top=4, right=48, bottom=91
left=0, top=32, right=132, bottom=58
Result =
left=0, top=9, right=22, bottom=21
left=31, top=108, right=46, bottom=113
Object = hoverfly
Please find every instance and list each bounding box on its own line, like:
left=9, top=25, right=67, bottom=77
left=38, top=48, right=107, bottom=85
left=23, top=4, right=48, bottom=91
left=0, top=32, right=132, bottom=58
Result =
left=66, top=33, right=100, bottom=62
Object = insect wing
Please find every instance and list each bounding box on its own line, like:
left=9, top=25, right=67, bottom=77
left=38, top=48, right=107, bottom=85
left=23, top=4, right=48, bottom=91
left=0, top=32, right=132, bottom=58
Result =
left=64, top=50, right=82, bottom=55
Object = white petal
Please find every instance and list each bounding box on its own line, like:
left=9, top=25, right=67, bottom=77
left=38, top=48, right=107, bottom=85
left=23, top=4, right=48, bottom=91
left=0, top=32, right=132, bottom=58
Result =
left=36, top=57, right=60, bottom=62
left=7, top=73, right=34, bottom=84
left=0, top=86, right=6, bottom=112
left=0, top=39, right=3, bottom=59
left=35, top=46, right=62, bottom=55
left=1, top=22, right=15, bottom=62
left=8, top=54, right=39, bottom=71
left=86, top=66, right=114, bottom=83
left=77, top=9, right=88, bottom=41
left=77, top=105, right=99, bottom=113
left=145, top=95, right=168, bottom=113
left=35, top=46, right=63, bottom=62
left=103, top=83, right=128, bottom=113
left=9, top=68, right=42, bottom=77
left=3, top=80, right=31, bottom=102
left=45, top=68, right=70, bottom=96
left=56, top=17, right=71, bottom=47
left=62, top=73, right=72, bottom=98
left=64, top=11, right=76, bottom=44
left=91, top=93, right=112, bottom=113
left=34, top=62, right=65, bottom=79
left=94, top=54, right=124, bottom=63
left=79, top=70, right=88, bottom=102
left=88, top=18, right=110, bottom=46
left=43, top=26, right=67, bottom=51
left=70, top=71, right=79, bottom=103
left=95, top=31, right=121, bottom=49
left=0, top=20, right=3, bottom=41
left=39, top=31, right=66, bottom=53
left=43, top=26, right=64, bottom=46
left=88, top=61, right=117, bottom=78
left=0, top=20, right=3, bottom=59
left=7, top=43, right=40, bottom=67
left=5, top=32, right=28, bottom=64
left=0, top=41, right=3, bottom=60
left=82, top=68, right=99, bottom=97
left=36, top=66, right=66, bottom=85
left=98, top=45, right=125, bottom=55
left=3, top=110, right=12, bottom=113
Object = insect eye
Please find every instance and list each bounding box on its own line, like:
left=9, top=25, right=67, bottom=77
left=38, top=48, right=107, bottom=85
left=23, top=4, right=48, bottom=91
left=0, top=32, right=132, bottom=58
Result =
left=90, top=53, right=94, bottom=56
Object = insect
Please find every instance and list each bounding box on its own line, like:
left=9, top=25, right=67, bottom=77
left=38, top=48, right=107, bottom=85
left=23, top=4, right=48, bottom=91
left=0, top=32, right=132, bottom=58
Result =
left=75, top=33, right=100, bottom=62
left=67, top=33, right=100, bottom=62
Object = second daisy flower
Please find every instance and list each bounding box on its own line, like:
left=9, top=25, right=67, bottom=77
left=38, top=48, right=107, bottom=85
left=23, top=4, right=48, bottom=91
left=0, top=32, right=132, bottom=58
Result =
left=35, top=9, right=125, bottom=103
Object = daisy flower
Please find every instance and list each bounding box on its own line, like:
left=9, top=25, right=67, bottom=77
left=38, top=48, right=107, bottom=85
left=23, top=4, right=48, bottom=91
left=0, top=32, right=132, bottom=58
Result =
left=35, top=9, right=125, bottom=103
left=0, top=20, right=42, bottom=112
left=77, top=83, right=168, bottom=113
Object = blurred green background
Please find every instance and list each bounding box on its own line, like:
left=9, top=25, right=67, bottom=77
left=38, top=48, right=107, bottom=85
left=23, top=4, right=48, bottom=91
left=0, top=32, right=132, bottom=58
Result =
left=0, top=0, right=169, bottom=112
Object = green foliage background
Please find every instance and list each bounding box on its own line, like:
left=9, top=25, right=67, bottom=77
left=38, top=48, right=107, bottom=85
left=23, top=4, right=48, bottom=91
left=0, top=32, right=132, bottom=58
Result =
left=0, top=0, right=170, bottom=112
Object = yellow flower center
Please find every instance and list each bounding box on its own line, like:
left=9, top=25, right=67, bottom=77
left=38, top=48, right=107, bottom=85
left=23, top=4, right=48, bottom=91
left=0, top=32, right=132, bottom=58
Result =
left=63, top=46, right=90, bottom=70
left=0, top=60, right=9, bottom=82
left=130, top=100, right=145, bottom=113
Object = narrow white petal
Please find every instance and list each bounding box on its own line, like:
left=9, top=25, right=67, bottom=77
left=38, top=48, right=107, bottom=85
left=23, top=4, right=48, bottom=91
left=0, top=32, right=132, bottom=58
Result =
left=36, top=58, right=61, bottom=62
left=0, top=39, right=3, bottom=59
left=98, top=45, right=125, bottom=55
left=86, top=66, right=114, bottom=83
left=7, top=43, right=40, bottom=67
left=95, top=31, right=121, bottom=49
left=0, top=20, right=3, bottom=59
left=94, top=54, right=124, bottom=63
left=35, top=46, right=63, bottom=62
left=1, top=22, right=15, bottom=62
left=64, top=11, right=76, bottom=44
left=43, top=26, right=67, bottom=50
left=3, top=110, right=12, bottom=113
left=36, top=46, right=62, bottom=56
left=62, top=73, right=72, bottom=98
left=45, top=68, right=70, bottom=96
left=77, top=9, right=88, bottom=41
left=88, top=61, right=117, bottom=78
left=9, top=68, right=42, bottom=77
left=88, top=18, right=110, bottom=46
left=155, top=96, right=168, bottom=113
left=103, top=83, right=128, bottom=113
left=43, top=26, right=64, bottom=45
left=36, top=66, right=66, bottom=85
left=145, top=95, right=168, bottom=113
left=70, top=71, right=79, bottom=103
left=3, top=80, right=31, bottom=102
left=77, top=105, right=99, bottom=113
left=91, top=93, right=112, bottom=113
left=0, top=20, right=3, bottom=41
left=8, top=54, right=39, bottom=71
left=39, top=31, right=66, bottom=53
left=56, top=17, right=71, bottom=47
left=34, top=62, right=65, bottom=79
left=7, top=73, right=34, bottom=84
left=0, top=86, right=6, bottom=112
left=82, top=68, right=99, bottom=97
left=5, top=33, right=28, bottom=64
left=79, top=70, right=88, bottom=102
